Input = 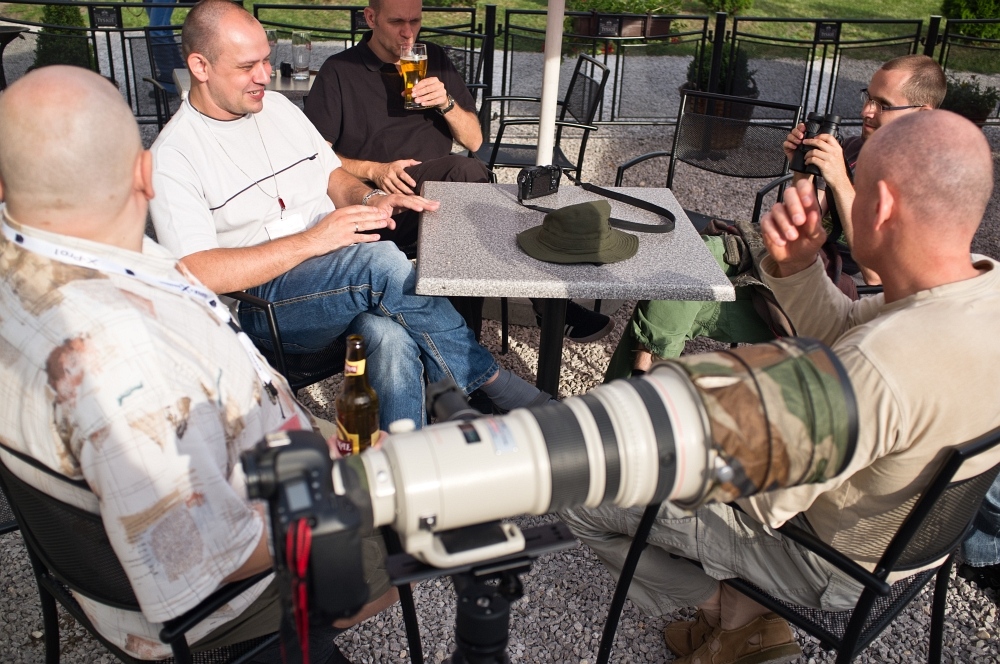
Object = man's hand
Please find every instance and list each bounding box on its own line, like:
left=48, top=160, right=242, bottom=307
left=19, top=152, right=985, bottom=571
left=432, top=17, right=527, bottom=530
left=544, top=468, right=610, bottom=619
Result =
left=370, top=192, right=441, bottom=217
left=305, top=205, right=395, bottom=254
left=760, top=178, right=828, bottom=277
left=801, top=133, right=851, bottom=192
left=370, top=159, right=421, bottom=195
left=783, top=122, right=806, bottom=164
left=407, top=76, right=449, bottom=110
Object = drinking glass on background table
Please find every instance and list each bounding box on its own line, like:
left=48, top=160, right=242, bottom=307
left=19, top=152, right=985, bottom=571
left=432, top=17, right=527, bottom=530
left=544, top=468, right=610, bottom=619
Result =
left=400, top=43, right=427, bottom=110
left=265, top=29, right=278, bottom=77
left=291, top=31, right=311, bottom=81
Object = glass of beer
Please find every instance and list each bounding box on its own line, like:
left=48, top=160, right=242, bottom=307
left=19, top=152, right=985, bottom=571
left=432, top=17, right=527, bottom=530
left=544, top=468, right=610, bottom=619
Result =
left=400, top=43, right=427, bottom=110
left=291, top=31, right=311, bottom=81
left=265, top=29, right=278, bottom=77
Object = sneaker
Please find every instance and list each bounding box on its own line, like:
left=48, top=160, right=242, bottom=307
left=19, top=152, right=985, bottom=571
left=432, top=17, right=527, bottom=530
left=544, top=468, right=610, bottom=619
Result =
left=673, top=613, right=801, bottom=664
left=535, top=300, right=615, bottom=343
left=958, top=562, right=1000, bottom=591
left=664, top=610, right=716, bottom=657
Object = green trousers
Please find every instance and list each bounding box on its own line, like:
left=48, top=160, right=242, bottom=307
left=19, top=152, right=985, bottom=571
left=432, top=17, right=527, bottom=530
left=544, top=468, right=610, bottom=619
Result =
left=605, top=235, right=776, bottom=381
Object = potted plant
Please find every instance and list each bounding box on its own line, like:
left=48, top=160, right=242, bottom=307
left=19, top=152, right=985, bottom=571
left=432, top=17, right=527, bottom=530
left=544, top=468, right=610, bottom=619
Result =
left=566, top=0, right=679, bottom=39
left=940, top=75, right=1000, bottom=126
left=683, top=45, right=758, bottom=98
left=681, top=46, right=759, bottom=148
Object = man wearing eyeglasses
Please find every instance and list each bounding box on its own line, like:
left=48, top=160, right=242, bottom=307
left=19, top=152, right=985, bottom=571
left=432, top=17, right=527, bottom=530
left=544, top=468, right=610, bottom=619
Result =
left=784, top=54, right=945, bottom=286
left=604, top=54, right=946, bottom=382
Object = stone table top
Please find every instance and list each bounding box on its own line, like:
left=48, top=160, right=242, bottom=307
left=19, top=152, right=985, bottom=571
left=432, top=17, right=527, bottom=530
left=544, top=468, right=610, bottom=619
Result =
left=416, top=182, right=735, bottom=302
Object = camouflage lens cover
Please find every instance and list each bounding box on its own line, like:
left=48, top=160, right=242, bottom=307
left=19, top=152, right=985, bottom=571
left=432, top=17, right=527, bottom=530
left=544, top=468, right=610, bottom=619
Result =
left=667, top=338, right=857, bottom=505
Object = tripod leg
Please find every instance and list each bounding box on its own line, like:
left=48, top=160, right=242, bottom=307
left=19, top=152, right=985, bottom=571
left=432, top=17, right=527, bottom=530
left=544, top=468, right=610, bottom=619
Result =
left=596, top=502, right=662, bottom=664
left=381, top=527, right=424, bottom=663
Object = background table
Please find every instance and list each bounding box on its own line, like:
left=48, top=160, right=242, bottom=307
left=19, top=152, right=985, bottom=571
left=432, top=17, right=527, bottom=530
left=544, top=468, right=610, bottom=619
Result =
left=416, top=182, right=735, bottom=395
left=172, top=68, right=315, bottom=101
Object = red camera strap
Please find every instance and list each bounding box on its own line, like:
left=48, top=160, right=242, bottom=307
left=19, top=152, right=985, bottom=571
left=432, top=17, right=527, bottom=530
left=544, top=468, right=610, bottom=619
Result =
left=286, top=519, right=313, bottom=662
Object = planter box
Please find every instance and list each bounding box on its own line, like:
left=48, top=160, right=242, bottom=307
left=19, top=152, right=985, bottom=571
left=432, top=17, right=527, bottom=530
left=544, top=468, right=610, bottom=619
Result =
left=571, top=14, right=671, bottom=39
left=681, top=84, right=760, bottom=150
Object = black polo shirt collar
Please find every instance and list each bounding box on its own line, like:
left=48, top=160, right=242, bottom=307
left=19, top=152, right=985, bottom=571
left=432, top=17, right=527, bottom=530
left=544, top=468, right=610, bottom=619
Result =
left=358, top=32, right=392, bottom=72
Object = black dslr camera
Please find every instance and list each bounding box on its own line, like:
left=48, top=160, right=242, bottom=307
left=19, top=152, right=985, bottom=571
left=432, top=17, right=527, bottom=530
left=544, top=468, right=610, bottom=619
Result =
left=789, top=112, right=841, bottom=176
left=242, top=430, right=371, bottom=623
left=517, top=164, right=561, bottom=201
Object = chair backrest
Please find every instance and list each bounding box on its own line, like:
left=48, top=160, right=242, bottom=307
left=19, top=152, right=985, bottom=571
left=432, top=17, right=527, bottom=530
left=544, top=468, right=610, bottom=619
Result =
left=558, top=54, right=610, bottom=130
left=0, top=483, right=17, bottom=534
left=0, top=453, right=140, bottom=609
left=877, top=426, right=1000, bottom=575
left=667, top=90, right=802, bottom=188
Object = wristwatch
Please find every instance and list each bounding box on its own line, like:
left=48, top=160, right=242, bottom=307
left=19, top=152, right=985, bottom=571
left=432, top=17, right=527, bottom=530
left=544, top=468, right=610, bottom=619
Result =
left=436, top=94, right=456, bottom=116
left=361, top=188, right=388, bottom=206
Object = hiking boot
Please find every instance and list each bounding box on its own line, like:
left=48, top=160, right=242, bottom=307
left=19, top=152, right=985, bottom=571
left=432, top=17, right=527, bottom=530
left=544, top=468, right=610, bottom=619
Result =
left=958, top=562, right=1000, bottom=592
left=673, top=613, right=801, bottom=664
left=664, top=610, right=716, bottom=657
left=534, top=300, right=615, bottom=343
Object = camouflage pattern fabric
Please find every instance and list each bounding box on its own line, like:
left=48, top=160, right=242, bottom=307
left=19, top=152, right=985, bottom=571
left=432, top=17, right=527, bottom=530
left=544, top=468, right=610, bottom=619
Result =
left=666, top=338, right=856, bottom=506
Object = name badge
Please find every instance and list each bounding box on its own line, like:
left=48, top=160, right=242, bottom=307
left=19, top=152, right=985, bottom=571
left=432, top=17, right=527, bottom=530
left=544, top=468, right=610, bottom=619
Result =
left=264, top=213, right=306, bottom=241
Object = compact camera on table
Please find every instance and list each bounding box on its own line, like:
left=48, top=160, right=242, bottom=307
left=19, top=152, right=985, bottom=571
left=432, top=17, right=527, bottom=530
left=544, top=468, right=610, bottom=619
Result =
left=517, top=164, right=561, bottom=201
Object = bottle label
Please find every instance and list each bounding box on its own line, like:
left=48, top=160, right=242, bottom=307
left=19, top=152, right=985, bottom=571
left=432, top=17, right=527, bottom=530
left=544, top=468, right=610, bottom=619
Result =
left=335, top=419, right=380, bottom=456
left=335, top=419, right=360, bottom=456
left=344, top=358, right=366, bottom=375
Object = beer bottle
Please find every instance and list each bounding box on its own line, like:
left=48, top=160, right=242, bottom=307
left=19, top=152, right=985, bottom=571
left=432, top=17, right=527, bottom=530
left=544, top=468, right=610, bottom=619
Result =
left=335, top=335, right=380, bottom=456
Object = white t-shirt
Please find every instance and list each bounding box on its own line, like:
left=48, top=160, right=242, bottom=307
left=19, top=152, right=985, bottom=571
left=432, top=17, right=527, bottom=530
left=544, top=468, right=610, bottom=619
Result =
left=150, top=93, right=342, bottom=256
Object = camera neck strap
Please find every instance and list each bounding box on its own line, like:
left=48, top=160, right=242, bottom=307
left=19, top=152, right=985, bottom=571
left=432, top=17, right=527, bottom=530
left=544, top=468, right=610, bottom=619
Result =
left=519, top=183, right=676, bottom=233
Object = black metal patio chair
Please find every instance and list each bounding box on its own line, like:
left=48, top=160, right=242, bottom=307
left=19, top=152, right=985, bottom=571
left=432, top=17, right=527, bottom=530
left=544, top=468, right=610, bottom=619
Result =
left=226, top=291, right=346, bottom=395
left=0, top=447, right=278, bottom=664
left=143, top=25, right=185, bottom=130
left=595, top=425, right=1000, bottom=664
left=475, top=53, right=610, bottom=184
left=616, top=89, right=802, bottom=232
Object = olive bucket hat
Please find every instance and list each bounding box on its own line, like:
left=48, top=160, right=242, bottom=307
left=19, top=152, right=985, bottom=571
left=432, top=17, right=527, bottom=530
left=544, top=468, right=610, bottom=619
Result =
left=516, top=200, right=638, bottom=265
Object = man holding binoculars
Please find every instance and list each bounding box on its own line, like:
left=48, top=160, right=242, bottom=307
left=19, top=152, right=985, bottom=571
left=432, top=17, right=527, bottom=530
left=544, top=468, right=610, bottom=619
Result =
left=605, top=54, right=947, bottom=381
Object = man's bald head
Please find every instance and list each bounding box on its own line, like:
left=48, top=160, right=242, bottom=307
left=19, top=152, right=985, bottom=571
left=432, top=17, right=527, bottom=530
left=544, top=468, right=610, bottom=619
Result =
left=0, top=66, right=142, bottom=222
left=183, top=0, right=258, bottom=63
left=859, top=110, right=993, bottom=235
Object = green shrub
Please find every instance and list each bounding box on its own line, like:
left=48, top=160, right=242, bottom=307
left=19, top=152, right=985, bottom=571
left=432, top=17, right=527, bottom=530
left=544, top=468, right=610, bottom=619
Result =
left=566, top=0, right=680, bottom=14
left=941, top=0, right=1000, bottom=40
left=699, top=0, right=755, bottom=15
left=34, top=3, right=92, bottom=70
left=940, top=74, right=1000, bottom=121
left=685, top=45, right=758, bottom=96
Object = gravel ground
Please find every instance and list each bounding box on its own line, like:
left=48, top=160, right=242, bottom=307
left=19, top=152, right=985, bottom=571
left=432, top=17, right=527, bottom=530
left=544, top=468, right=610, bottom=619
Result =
left=3, top=39, right=1000, bottom=663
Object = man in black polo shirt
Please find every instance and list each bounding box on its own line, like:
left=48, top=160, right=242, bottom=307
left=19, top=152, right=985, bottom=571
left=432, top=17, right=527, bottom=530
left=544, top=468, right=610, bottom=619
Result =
left=304, top=0, right=487, bottom=249
left=304, top=0, right=614, bottom=343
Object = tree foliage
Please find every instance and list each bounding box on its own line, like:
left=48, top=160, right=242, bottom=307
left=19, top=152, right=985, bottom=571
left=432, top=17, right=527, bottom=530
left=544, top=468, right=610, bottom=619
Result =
left=34, top=3, right=92, bottom=70
left=941, top=0, right=1000, bottom=40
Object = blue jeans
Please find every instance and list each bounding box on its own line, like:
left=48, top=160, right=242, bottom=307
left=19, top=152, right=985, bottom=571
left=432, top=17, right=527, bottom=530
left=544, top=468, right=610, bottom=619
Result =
left=962, top=474, right=1000, bottom=567
left=238, top=242, right=498, bottom=429
left=143, top=0, right=182, bottom=94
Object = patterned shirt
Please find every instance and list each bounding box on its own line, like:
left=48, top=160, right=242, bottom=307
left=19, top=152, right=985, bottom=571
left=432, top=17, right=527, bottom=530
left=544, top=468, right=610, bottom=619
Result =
left=0, top=217, right=312, bottom=658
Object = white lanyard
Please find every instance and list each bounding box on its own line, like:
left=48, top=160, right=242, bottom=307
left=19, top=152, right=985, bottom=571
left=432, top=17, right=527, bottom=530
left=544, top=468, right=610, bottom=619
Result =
left=2, top=221, right=279, bottom=399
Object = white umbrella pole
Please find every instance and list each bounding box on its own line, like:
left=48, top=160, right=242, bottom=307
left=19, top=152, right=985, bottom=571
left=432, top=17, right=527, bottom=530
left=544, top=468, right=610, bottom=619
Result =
left=536, top=0, right=565, bottom=166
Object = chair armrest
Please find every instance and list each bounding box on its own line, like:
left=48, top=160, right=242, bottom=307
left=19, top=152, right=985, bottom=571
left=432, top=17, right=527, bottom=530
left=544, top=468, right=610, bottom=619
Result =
left=482, top=95, right=543, bottom=105
left=776, top=521, right=891, bottom=595
left=224, top=291, right=287, bottom=377
left=615, top=152, right=673, bottom=186
left=159, top=571, right=273, bottom=644
left=142, top=76, right=168, bottom=93
left=489, top=119, right=598, bottom=169
left=750, top=173, right=795, bottom=226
